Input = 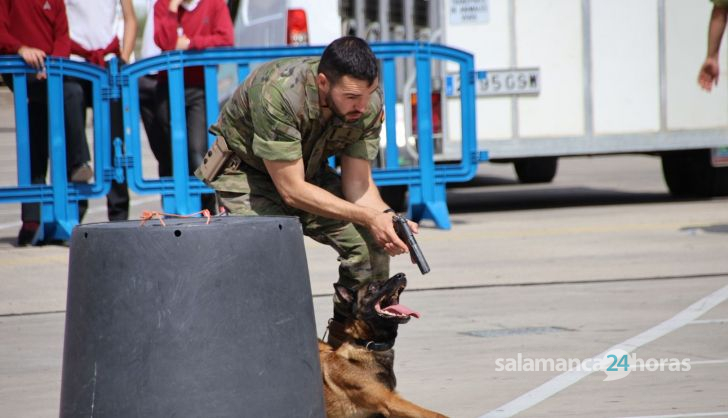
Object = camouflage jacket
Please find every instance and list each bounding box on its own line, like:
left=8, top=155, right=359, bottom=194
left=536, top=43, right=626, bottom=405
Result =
left=713, top=0, right=728, bottom=7
left=196, top=57, right=383, bottom=193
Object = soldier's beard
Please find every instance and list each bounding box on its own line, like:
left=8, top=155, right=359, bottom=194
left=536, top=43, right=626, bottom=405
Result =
left=326, top=91, right=363, bottom=122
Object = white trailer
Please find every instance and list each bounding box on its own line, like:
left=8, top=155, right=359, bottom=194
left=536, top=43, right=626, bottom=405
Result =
left=342, top=0, right=728, bottom=197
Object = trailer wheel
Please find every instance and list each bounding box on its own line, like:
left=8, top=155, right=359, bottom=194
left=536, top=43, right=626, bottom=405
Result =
left=661, top=150, right=728, bottom=197
left=514, top=157, right=559, bottom=184
left=379, top=185, right=408, bottom=213
left=661, top=152, right=695, bottom=196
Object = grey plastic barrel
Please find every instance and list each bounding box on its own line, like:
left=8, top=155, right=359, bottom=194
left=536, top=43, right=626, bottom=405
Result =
left=59, top=216, right=325, bottom=418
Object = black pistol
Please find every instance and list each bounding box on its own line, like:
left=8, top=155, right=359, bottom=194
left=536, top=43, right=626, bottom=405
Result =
left=393, top=215, right=430, bottom=275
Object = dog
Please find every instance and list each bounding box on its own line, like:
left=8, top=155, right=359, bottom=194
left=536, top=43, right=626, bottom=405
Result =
left=319, top=273, right=449, bottom=418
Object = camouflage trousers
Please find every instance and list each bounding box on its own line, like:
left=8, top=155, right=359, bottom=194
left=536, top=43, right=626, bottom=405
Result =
left=215, top=167, right=390, bottom=317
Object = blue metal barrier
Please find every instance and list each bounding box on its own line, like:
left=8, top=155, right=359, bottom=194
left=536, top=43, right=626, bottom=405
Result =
left=119, top=42, right=479, bottom=229
left=0, top=43, right=479, bottom=235
left=372, top=43, right=480, bottom=229
left=0, top=57, right=113, bottom=242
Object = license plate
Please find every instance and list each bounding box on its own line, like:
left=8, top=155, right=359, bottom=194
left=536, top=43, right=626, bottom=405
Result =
left=711, top=147, right=728, bottom=167
left=446, top=68, right=540, bottom=97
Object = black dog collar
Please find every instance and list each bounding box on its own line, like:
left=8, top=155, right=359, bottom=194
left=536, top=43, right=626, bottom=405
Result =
left=352, top=338, right=395, bottom=351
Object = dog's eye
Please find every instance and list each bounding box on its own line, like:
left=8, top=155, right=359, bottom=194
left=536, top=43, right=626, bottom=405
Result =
left=368, top=283, right=377, bottom=291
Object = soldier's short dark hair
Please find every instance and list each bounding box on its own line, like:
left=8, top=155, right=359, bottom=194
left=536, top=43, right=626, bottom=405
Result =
left=318, top=36, right=378, bottom=86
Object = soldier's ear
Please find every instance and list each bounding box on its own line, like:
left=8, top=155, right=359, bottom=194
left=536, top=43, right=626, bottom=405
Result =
left=317, top=73, right=330, bottom=92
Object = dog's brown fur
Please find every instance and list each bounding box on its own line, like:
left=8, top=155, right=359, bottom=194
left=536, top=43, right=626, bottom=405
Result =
left=319, top=273, right=448, bottom=418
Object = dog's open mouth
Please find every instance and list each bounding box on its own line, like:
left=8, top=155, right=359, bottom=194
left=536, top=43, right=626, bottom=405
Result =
left=374, top=284, right=421, bottom=319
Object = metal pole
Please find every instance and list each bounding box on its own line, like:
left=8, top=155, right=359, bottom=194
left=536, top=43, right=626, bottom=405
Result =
left=581, top=0, right=594, bottom=138
left=379, top=0, right=390, bottom=41
left=658, top=0, right=667, bottom=132
left=355, top=0, right=366, bottom=38
left=509, top=0, right=519, bottom=139
left=404, top=0, right=415, bottom=40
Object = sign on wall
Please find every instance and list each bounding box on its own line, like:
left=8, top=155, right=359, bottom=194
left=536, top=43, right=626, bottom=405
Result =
left=449, top=0, right=490, bottom=24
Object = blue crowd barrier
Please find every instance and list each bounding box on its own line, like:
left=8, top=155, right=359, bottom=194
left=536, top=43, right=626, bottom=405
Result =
left=372, top=43, right=481, bottom=229
left=0, top=42, right=480, bottom=234
left=0, top=57, right=114, bottom=242
left=120, top=42, right=480, bottom=229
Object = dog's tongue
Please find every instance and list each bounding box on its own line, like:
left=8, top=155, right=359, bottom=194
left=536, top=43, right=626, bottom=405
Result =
left=382, top=304, right=421, bottom=318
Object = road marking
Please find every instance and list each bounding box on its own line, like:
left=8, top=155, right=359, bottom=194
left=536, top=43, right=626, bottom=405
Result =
left=627, top=358, right=728, bottom=370
left=419, top=221, right=708, bottom=243
left=0, top=309, right=65, bottom=318
left=688, top=318, right=728, bottom=325
left=479, top=284, right=728, bottom=418
left=688, top=359, right=728, bottom=366
left=615, top=412, right=728, bottom=418
left=0, top=254, right=67, bottom=267
left=0, top=219, right=21, bottom=230
left=311, top=273, right=728, bottom=299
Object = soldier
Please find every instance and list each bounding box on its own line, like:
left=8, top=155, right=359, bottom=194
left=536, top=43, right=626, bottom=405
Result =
left=196, top=36, right=418, bottom=346
left=698, top=0, right=728, bottom=91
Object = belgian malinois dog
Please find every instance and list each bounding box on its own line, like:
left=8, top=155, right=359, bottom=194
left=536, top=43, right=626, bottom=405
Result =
left=319, top=273, right=448, bottom=418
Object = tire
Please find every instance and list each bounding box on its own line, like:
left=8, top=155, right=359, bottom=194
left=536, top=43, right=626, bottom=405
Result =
left=514, top=157, right=559, bottom=184
left=661, top=150, right=728, bottom=197
left=661, top=152, right=695, bottom=197
left=379, top=185, right=408, bottom=213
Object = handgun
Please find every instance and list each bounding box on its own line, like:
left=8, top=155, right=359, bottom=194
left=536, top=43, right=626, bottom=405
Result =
left=392, top=215, right=430, bottom=275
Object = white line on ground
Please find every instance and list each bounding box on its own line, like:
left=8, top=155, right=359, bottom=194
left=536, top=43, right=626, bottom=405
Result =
left=615, top=412, right=728, bottom=418
left=627, top=358, right=728, bottom=370
left=688, top=318, right=728, bottom=325
left=479, top=284, right=728, bottom=418
left=0, top=196, right=159, bottom=231
left=0, top=219, right=21, bottom=230
left=687, top=359, right=728, bottom=366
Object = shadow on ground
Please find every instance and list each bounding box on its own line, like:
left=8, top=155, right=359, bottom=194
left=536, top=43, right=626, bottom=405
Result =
left=680, top=224, right=728, bottom=235
left=444, top=174, right=707, bottom=214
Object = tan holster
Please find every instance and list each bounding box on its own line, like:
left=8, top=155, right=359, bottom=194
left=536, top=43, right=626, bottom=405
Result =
left=198, top=136, right=240, bottom=182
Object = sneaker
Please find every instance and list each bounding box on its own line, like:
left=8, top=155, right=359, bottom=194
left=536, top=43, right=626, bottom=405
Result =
left=70, top=163, right=93, bottom=183
left=17, top=222, right=40, bottom=247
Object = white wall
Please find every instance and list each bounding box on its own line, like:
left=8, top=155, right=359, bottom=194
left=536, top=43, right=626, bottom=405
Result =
left=445, top=0, right=513, bottom=141
left=666, top=0, right=728, bottom=129
left=442, top=0, right=728, bottom=142
left=591, top=0, right=660, bottom=134
left=516, top=0, right=584, bottom=137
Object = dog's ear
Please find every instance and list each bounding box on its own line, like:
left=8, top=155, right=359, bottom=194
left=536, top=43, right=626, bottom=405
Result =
left=333, top=283, right=355, bottom=304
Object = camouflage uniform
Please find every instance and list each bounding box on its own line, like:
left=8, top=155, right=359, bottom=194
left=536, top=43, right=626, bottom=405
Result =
left=195, top=57, right=388, bottom=314
left=713, top=0, right=728, bottom=7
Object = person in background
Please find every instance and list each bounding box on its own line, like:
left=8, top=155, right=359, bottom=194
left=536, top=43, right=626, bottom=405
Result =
left=699, top=0, right=728, bottom=91
left=153, top=0, right=234, bottom=213
left=65, top=0, right=137, bottom=221
left=0, top=0, right=93, bottom=246
left=139, top=0, right=165, bottom=179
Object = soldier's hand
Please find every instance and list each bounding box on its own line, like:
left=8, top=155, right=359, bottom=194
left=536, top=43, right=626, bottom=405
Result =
left=368, top=211, right=408, bottom=256
left=406, top=219, right=419, bottom=234
left=699, top=57, right=720, bottom=91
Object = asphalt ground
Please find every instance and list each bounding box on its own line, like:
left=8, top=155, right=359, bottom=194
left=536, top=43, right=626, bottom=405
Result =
left=1, top=88, right=727, bottom=417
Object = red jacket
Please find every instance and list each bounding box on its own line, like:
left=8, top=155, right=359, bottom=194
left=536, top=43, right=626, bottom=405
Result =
left=154, top=0, right=234, bottom=86
left=0, top=0, right=70, bottom=57
left=71, top=37, right=120, bottom=68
